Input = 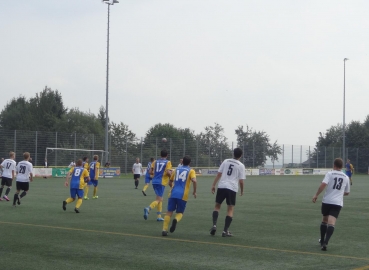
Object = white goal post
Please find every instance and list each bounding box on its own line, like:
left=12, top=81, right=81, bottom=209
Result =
left=45, top=148, right=108, bottom=167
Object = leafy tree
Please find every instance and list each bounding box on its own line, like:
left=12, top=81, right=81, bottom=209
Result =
left=0, top=96, right=32, bottom=130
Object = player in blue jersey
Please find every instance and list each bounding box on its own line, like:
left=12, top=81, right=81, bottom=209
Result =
left=84, top=155, right=100, bottom=200
left=143, top=150, right=172, bottom=221
left=162, top=156, right=197, bottom=236
left=142, top=158, right=155, bottom=196
left=63, top=159, right=89, bottom=213
left=345, top=159, right=353, bottom=186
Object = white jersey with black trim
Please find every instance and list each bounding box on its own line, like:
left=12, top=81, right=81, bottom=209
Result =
left=322, top=170, right=350, bottom=207
left=1, top=159, right=16, bottom=178
left=16, top=161, right=33, bottom=182
left=132, top=163, right=142, bottom=174
left=217, top=159, right=246, bottom=192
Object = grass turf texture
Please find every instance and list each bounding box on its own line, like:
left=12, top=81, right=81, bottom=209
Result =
left=0, top=175, right=368, bottom=270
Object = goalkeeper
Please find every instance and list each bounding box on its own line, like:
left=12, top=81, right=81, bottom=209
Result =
left=63, top=159, right=90, bottom=213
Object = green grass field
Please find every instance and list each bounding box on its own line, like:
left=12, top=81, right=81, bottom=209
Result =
left=0, top=175, right=368, bottom=270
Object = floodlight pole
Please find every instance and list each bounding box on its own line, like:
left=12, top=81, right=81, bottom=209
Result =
left=103, top=0, right=119, bottom=163
left=343, top=58, right=349, bottom=163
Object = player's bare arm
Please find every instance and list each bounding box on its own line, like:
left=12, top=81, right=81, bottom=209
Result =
left=29, top=173, right=33, bottom=182
left=211, top=173, right=222, bottom=194
left=312, top=182, right=327, bottom=203
left=169, top=179, right=173, bottom=188
left=192, top=178, right=197, bottom=198
left=239, top=179, right=244, bottom=196
left=344, top=192, right=349, bottom=196
left=65, top=172, right=72, bottom=187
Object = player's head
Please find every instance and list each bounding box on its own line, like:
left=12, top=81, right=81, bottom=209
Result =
left=183, top=156, right=191, bottom=166
left=179, top=158, right=183, bottom=164
left=76, top=159, right=83, bottom=166
left=150, top=157, right=154, bottom=162
left=23, top=152, right=30, bottom=160
left=83, top=157, right=88, bottom=162
left=347, top=159, right=350, bottom=163
left=136, top=158, right=140, bottom=163
left=333, top=158, right=343, bottom=169
left=93, top=155, right=99, bottom=161
left=160, top=149, right=168, bottom=158
left=9, top=151, right=15, bottom=159
left=233, top=148, right=243, bottom=159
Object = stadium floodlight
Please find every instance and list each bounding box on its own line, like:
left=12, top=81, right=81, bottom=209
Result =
left=343, top=58, right=349, bottom=162
left=101, top=0, right=119, bottom=163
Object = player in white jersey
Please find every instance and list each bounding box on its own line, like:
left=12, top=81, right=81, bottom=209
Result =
left=0, top=152, right=16, bottom=201
left=0, top=158, right=4, bottom=177
left=210, top=148, right=245, bottom=237
left=312, top=158, right=350, bottom=251
left=177, top=159, right=183, bottom=168
left=132, top=158, right=143, bottom=189
left=13, top=152, right=33, bottom=207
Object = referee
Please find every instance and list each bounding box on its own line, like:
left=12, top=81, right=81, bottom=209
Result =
left=132, top=158, right=143, bottom=189
left=210, top=148, right=245, bottom=237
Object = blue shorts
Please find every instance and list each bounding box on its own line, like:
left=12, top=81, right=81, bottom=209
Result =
left=167, top=198, right=187, bottom=213
left=145, top=175, right=152, bottom=184
left=70, top=188, right=84, bottom=198
left=88, top=180, right=98, bottom=187
left=345, top=171, right=352, bottom=178
left=152, top=184, right=165, bottom=197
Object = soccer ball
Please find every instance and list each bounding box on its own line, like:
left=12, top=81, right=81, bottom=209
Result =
left=162, top=138, right=167, bottom=143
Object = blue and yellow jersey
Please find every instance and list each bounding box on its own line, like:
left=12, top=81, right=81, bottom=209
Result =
left=69, top=166, right=89, bottom=189
left=89, top=161, right=100, bottom=180
left=146, top=161, right=153, bottom=177
left=82, top=161, right=90, bottom=171
left=151, top=159, right=172, bottom=186
left=350, top=164, right=354, bottom=173
left=169, top=166, right=196, bottom=201
left=345, top=163, right=350, bottom=172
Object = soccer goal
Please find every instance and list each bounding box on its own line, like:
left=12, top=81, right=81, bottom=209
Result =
left=45, top=148, right=108, bottom=167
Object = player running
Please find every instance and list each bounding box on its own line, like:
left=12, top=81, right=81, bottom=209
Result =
left=132, top=158, right=143, bottom=189
left=84, top=155, right=100, bottom=200
left=345, top=159, right=354, bottom=186
left=210, top=148, right=245, bottom=237
left=312, top=158, right=350, bottom=251
left=162, top=156, right=197, bottom=236
left=143, top=150, right=172, bottom=221
left=13, top=152, right=33, bottom=207
left=63, top=159, right=90, bottom=213
left=0, top=152, right=16, bottom=201
left=142, top=158, right=154, bottom=196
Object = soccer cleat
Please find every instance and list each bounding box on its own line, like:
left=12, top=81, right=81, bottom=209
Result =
left=143, top=207, right=149, bottom=220
left=63, top=201, right=67, bottom=211
left=74, top=208, right=80, bottom=213
left=84, top=197, right=89, bottom=200
left=157, top=217, right=164, bottom=222
left=170, top=219, right=177, bottom=233
left=142, top=190, right=146, bottom=196
left=321, top=242, right=327, bottom=251
left=210, top=225, right=217, bottom=236
left=3, top=195, right=9, bottom=201
left=162, top=231, right=168, bottom=236
left=222, top=231, right=233, bottom=237
left=17, top=197, right=21, bottom=205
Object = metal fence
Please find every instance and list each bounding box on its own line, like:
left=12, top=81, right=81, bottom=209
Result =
left=0, top=129, right=368, bottom=173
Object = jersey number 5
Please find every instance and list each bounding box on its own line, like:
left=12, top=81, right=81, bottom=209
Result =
left=333, top=177, right=343, bottom=190
left=227, top=164, right=234, bottom=176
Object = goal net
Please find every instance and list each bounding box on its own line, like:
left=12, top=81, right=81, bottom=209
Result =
left=45, top=148, right=108, bottom=167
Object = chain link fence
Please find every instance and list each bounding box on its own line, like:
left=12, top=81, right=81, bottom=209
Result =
left=0, top=129, right=367, bottom=173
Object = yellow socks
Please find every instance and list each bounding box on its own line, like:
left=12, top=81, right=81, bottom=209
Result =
left=93, top=187, right=97, bottom=197
left=157, top=201, right=163, bottom=218
left=75, top=198, right=83, bottom=209
left=66, top=198, right=74, bottom=203
left=175, top=213, right=183, bottom=222
left=84, top=186, right=89, bottom=197
left=149, top=201, right=159, bottom=211
left=143, top=184, right=149, bottom=192
left=163, top=215, right=171, bottom=231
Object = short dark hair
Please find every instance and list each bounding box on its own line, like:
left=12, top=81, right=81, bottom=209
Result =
left=183, top=156, right=191, bottom=166
left=334, top=158, right=343, bottom=169
left=83, top=157, right=88, bottom=161
left=150, top=157, right=154, bottom=162
left=234, top=148, right=243, bottom=159
left=160, top=149, right=168, bottom=158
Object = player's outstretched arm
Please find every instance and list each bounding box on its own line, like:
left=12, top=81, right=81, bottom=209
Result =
left=211, top=173, right=222, bottom=194
left=29, top=173, right=33, bottom=182
left=239, top=179, right=244, bottom=196
left=312, top=183, right=327, bottom=203
left=192, top=178, right=197, bottom=198
left=65, top=172, right=72, bottom=187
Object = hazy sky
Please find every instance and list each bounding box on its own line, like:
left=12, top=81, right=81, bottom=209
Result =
left=1, top=0, right=368, bottom=146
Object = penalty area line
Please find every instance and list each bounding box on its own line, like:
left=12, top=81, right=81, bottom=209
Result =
left=0, top=221, right=368, bottom=262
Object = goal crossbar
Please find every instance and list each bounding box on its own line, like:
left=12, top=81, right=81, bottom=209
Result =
left=45, top=148, right=108, bottom=166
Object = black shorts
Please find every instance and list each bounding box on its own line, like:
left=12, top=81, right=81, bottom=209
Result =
left=16, top=182, right=29, bottom=191
left=321, top=203, right=342, bottom=219
left=1, top=177, right=12, bottom=187
left=216, top=188, right=237, bottom=206
left=134, top=174, right=140, bottom=180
